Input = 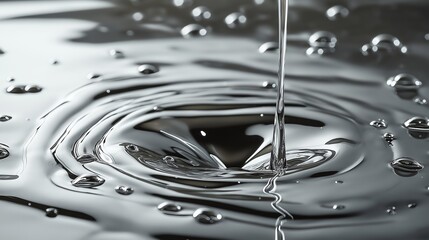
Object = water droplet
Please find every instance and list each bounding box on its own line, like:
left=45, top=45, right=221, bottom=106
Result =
left=157, top=202, right=182, bottom=213
left=370, top=119, right=387, bottom=129
left=76, top=154, right=97, bottom=164
left=335, top=180, right=344, bottom=184
left=132, top=12, right=144, bottom=22
left=308, top=31, right=337, bottom=48
left=262, top=81, right=276, bottom=89
left=326, top=5, right=349, bottom=21
left=259, top=42, right=278, bottom=53
left=45, top=208, right=58, bottom=218
left=24, top=85, right=43, bottom=93
left=225, top=12, right=247, bottom=28
left=71, top=174, right=105, bottom=188
left=87, top=73, right=102, bottom=80
left=414, top=98, right=427, bottom=105
left=125, top=144, right=139, bottom=152
left=362, top=34, right=407, bottom=55
left=138, top=64, right=159, bottom=75
left=51, top=59, right=59, bottom=65
left=193, top=208, right=222, bottom=224
left=6, top=85, right=26, bottom=94
left=115, top=186, right=134, bottom=195
left=408, top=203, right=417, bottom=209
left=332, top=204, right=345, bottom=210
left=109, top=49, right=125, bottom=59
left=173, top=0, right=193, bottom=8
left=0, top=115, right=12, bottom=122
left=0, top=148, right=9, bottom=159
left=391, top=157, right=424, bottom=173
left=180, top=24, right=207, bottom=38
left=383, top=133, right=396, bottom=145
left=386, top=206, right=397, bottom=215
left=404, top=117, right=429, bottom=132
left=0, top=48, right=4, bottom=55
left=307, top=31, right=337, bottom=56
left=425, top=33, right=429, bottom=41
left=192, top=6, right=212, bottom=21
left=7, top=77, right=15, bottom=82
left=387, top=74, right=422, bottom=90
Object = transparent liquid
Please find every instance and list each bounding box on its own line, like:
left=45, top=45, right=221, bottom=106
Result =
left=270, top=0, right=288, bottom=171
left=0, top=1, right=428, bottom=240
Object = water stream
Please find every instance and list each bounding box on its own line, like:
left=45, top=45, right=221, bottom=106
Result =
left=0, top=1, right=428, bottom=240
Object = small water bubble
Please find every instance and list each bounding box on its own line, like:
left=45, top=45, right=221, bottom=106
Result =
left=362, top=34, right=407, bottom=55
left=403, top=117, right=429, bottom=133
left=335, top=180, right=344, bottom=184
left=76, top=154, right=97, bottom=164
left=370, top=119, right=387, bottom=129
left=157, top=202, right=182, bottom=213
left=0, top=148, right=9, bottom=159
left=332, top=204, right=345, bottom=210
left=152, top=106, right=163, bottom=111
left=7, top=77, right=15, bottom=82
left=0, top=115, right=12, bottom=122
left=87, top=73, right=102, bottom=80
left=387, top=74, right=422, bottom=90
left=307, top=31, right=337, bottom=56
left=132, top=12, right=144, bottom=22
left=180, top=24, right=207, bottom=38
left=125, top=144, right=139, bottom=152
left=138, top=64, right=159, bottom=75
left=6, top=85, right=26, bottom=94
left=109, top=49, right=125, bottom=59
left=192, top=6, right=212, bottom=21
left=24, top=85, right=42, bottom=93
left=390, top=157, right=424, bottom=173
left=51, top=59, right=59, bottom=65
left=259, top=42, right=278, bottom=53
left=425, top=34, right=429, bottom=41
left=408, top=203, right=417, bottom=209
left=414, top=98, right=427, bottom=105
left=173, top=0, right=193, bottom=8
left=383, top=133, right=396, bottom=145
left=71, top=174, right=105, bottom=188
left=115, top=186, right=134, bottom=195
left=45, top=208, right=58, bottom=218
left=225, top=12, right=247, bottom=29
left=386, top=206, right=397, bottom=215
left=0, top=48, right=4, bottom=55
left=308, top=31, right=337, bottom=48
left=262, top=81, right=276, bottom=89
left=326, top=5, right=349, bottom=21
left=193, top=208, right=222, bottom=224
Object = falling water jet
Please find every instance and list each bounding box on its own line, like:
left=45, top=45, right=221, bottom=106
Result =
left=265, top=2, right=292, bottom=240
left=270, top=0, right=289, bottom=172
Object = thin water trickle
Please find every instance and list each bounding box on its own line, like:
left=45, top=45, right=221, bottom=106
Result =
left=270, top=0, right=288, bottom=171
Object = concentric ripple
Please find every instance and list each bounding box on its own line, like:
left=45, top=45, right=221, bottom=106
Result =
left=44, top=76, right=366, bottom=182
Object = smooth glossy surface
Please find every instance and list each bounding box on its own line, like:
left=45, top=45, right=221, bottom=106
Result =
left=0, top=1, right=429, bottom=240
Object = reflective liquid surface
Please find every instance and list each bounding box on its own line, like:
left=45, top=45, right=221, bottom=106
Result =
left=0, top=0, right=428, bottom=239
